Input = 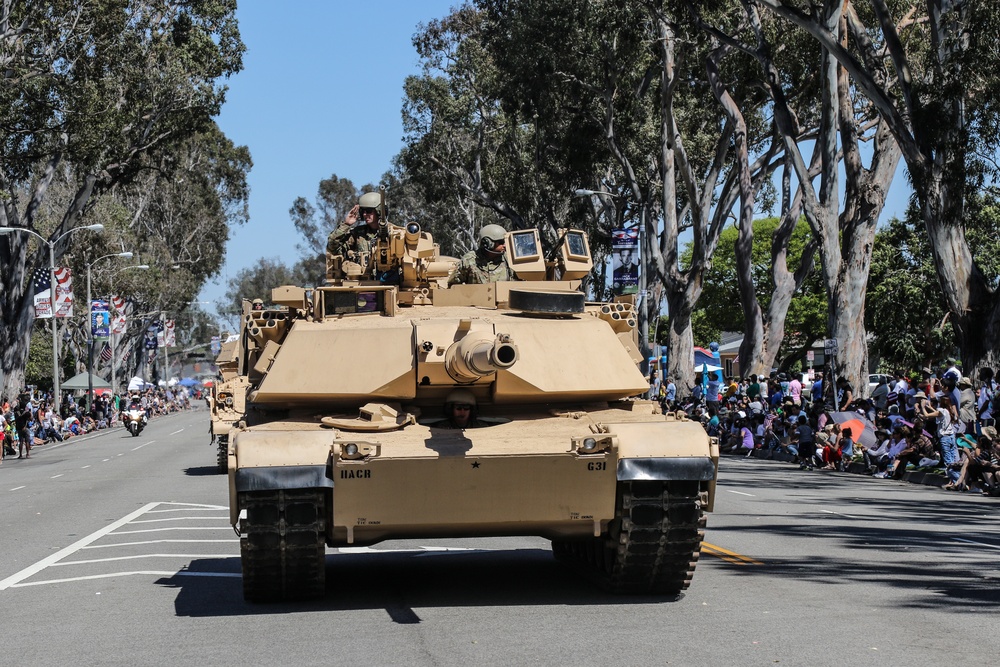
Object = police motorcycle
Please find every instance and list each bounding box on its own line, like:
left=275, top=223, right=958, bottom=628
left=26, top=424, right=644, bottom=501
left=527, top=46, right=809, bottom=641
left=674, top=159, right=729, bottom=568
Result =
left=122, top=403, right=148, bottom=437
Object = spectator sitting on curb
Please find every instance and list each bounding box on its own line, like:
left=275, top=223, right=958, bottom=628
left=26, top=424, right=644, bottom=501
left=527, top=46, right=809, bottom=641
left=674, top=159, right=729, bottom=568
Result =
left=721, top=412, right=755, bottom=455
left=820, top=424, right=841, bottom=470
left=890, top=425, right=938, bottom=480
left=873, top=426, right=911, bottom=478
left=947, top=427, right=999, bottom=494
left=863, top=429, right=893, bottom=475
left=825, top=425, right=854, bottom=471
left=810, top=431, right=830, bottom=469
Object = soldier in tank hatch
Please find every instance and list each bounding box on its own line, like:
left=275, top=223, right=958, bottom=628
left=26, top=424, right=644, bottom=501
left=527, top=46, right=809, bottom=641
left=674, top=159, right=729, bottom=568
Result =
left=449, top=224, right=517, bottom=285
left=326, top=191, right=383, bottom=276
left=440, top=389, right=487, bottom=429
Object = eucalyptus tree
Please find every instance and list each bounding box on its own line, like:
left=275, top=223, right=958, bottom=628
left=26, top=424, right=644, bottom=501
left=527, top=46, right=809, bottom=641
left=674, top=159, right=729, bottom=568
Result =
left=685, top=216, right=826, bottom=370
left=704, top=1, right=902, bottom=397
left=0, top=0, right=245, bottom=398
left=480, top=0, right=779, bottom=388
left=399, top=4, right=603, bottom=259
left=105, top=124, right=251, bottom=379
left=868, top=194, right=1000, bottom=372
left=757, top=0, right=1000, bottom=379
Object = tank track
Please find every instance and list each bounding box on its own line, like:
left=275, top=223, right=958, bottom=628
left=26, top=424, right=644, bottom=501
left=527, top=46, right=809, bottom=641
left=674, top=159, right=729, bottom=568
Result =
left=239, top=489, right=327, bottom=602
left=215, top=435, right=227, bottom=473
left=552, top=480, right=707, bottom=596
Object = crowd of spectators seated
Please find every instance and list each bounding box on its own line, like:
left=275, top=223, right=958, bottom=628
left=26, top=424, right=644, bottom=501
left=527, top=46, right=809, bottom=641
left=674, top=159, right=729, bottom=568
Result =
left=657, top=363, right=1000, bottom=497
left=1, top=386, right=199, bottom=464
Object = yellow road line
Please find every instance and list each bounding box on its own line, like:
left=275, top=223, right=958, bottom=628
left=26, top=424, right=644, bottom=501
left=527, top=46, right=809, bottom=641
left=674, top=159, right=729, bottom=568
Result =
left=701, top=542, right=763, bottom=566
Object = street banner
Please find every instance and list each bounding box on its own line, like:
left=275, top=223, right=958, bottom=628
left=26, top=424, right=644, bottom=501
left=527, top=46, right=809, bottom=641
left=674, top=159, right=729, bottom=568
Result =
left=210, top=335, right=221, bottom=356
left=164, top=320, right=175, bottom=347
left=145, top=324, right=159, bottom=350
left=91, top=299, right=111, bottom=338
left=54, top=267, right=73, bottom=317
left=611, top=227, right=639, bottom=251
left=111, top=295, right=128, bottom=334
left=32, top=266, right=52, bottom=318
left=611, top=227, right=639, bottom=295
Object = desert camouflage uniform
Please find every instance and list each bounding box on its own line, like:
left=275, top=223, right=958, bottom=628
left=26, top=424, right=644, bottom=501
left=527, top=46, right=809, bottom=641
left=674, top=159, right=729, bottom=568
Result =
left=326, top=224, right=380, bottom=264
left=448, top=250, right=516, bottom=285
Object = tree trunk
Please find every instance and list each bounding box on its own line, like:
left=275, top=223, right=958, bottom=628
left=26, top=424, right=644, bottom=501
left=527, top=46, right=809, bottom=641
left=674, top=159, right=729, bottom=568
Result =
left=0, top=236, right=39, bottom=399
left=760, top=228, right=816, bottom=376
left=758, top=157, right=816, bottom=375
left=920, top=174, right=1000, bottom=379
left=664, top=287, right=695, bottom=397
left=734, top=215, right=764, bottom=377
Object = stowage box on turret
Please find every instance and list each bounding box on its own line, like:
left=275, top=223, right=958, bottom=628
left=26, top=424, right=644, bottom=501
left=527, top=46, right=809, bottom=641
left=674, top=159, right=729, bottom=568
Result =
left=225, top=215, right=718, bottom=602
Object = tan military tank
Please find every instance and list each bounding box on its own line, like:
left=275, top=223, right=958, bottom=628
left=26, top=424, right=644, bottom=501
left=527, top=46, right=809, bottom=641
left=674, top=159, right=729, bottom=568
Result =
left=225, top=215, right=718, bottom=602
left=209, top=332, right=248, bottom=472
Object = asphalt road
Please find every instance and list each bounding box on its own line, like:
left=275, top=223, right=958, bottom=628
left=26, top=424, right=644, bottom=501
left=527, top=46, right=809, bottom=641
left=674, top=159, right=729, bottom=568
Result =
left=0, top=410, right=997, bottom=666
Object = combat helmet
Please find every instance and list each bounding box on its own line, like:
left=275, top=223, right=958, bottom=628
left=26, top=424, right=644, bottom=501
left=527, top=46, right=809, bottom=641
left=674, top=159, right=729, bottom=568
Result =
left=478, top=224, right=507, bottom=253
left=444, top=388, right=477, bottom=407
left=359, top=191, right=381, bottom=209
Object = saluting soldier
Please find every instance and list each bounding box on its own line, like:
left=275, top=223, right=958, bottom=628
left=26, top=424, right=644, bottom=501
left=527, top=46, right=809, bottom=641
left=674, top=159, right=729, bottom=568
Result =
left=326, top=191, right=383, bottom=275
left=449, top=224, right=517, bottom=285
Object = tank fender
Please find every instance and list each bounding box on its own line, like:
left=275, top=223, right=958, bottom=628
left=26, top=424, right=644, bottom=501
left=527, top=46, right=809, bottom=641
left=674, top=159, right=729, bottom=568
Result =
left=235, top=465, right=333, bottom=493
left=607, top=420, right=714, bottom=459
left=229, top=431, right=335, bottom=525
left=616, top=457, right=715, bottom=481
left=606, top=420, right=717, bottom=504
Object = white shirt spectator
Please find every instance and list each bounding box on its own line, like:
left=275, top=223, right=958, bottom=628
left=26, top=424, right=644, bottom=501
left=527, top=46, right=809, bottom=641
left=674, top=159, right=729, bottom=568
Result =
left=934, top=406, right=955, bottom=437
left=869, top=437, right=893, bottom=458
left=706, top=378, right=721, bottom=403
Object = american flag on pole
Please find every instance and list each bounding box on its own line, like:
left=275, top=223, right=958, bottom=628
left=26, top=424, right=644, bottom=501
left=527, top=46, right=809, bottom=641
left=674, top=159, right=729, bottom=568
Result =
left=99, top=341, right=113, bottom=363
left=53, top=267, right=73, bottom=318
left=32, top=266, right=52, bottom=318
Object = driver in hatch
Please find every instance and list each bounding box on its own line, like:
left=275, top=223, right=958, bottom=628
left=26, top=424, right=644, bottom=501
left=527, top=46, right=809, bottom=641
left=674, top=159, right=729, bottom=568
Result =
left=440, top=389, right=487, bottom=429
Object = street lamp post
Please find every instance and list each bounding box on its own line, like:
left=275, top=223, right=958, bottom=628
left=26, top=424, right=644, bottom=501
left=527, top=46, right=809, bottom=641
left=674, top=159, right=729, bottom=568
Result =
left=108, top=264, right=150, bottom=396
left=0, top=224, right=104, bottom=413
left=85, top=251, right=133, bottom=412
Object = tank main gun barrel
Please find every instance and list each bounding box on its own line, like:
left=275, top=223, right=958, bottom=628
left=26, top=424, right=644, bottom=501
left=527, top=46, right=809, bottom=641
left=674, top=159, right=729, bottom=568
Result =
left=445, top=333, right=519, bottom=383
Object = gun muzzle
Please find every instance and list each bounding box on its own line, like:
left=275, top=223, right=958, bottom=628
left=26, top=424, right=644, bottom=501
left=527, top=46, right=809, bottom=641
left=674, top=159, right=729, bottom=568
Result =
left=445, top=333, right=519, bottom=383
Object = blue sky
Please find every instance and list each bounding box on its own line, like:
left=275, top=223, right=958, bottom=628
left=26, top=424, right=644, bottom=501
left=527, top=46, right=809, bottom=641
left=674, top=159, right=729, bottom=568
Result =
left=202, top=0, right=460, bottom=309
left=203, top=0, right=912, bottom=314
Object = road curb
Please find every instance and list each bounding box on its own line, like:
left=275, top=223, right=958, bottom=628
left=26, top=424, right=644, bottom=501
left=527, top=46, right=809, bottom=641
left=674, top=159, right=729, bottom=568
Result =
left=731, top=447, right=951, bottom=489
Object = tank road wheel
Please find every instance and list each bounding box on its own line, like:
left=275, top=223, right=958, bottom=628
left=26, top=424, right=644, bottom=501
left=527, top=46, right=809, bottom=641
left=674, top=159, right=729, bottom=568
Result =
left=216, top=436, right=228, bottom=473
left=239, top=489, right=327, bottom=602
left=553, top=480, right=707, bottom=597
